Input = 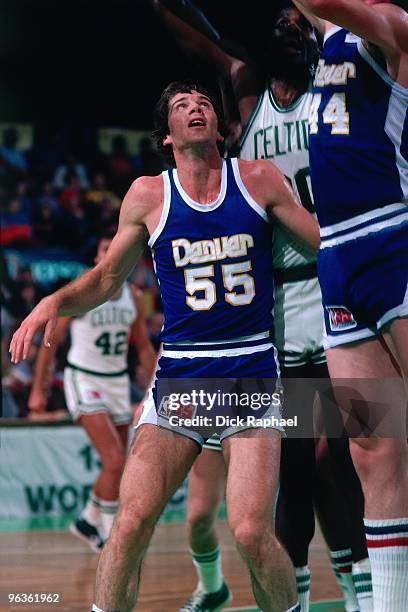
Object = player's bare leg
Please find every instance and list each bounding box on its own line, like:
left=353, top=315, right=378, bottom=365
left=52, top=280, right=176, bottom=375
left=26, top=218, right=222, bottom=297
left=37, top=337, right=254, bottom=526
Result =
left=71, top=414, right=128, bottom=549
left=94, top=424, right=200, bottom=611
left=223, top=429, right=298, bottom=612
left=326, top=338, right=408, bottom=611
left=187, top=448, right=226, bottom=553
left=385, top=318, right=408, bottom=380
left=180, top=448, right=230, bottom=611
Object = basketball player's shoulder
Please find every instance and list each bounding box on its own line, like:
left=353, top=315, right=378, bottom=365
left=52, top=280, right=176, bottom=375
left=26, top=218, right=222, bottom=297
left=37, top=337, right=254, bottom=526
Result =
left=122, top=173, right=165, bottom=220
left=237, top=158, right=283, bottom=195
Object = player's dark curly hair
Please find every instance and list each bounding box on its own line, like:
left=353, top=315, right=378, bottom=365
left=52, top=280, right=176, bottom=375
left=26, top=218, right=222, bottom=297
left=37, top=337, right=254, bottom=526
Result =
left=152, top=80, right=227, bottom=167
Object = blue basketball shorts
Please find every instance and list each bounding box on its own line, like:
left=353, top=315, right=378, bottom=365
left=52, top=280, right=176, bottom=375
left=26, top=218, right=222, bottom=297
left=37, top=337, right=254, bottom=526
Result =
left=137, top=343, right=284, bottom=447
left=318, top=219, right=408, bottom=349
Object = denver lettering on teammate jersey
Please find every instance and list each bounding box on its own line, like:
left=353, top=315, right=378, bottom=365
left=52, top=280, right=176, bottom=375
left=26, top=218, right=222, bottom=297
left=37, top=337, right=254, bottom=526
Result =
left=314, top=59, right=356, bottom=88
left=172, top=233, right=254, bottom=267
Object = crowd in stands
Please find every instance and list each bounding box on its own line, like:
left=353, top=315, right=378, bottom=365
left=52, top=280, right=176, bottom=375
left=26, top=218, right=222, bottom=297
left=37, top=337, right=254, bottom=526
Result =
left=1, top=126, right=165, bottom=419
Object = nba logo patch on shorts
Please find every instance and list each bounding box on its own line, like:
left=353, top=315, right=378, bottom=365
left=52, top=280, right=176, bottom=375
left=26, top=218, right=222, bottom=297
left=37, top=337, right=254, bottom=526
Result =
left=157, top=394, right=197, bottom=421
left=326, top=305, right=357, bottom=332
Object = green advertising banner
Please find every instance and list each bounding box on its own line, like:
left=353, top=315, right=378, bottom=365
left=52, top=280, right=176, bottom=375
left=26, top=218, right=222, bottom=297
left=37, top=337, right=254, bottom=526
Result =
left=0, top=426, right=188, bottom=521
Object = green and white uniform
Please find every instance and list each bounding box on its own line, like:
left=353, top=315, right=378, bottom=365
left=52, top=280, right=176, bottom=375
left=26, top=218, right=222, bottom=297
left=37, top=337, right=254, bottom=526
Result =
left=239, top=86, right=325, bottom=368
left=64, top=284, right=137, bottom=425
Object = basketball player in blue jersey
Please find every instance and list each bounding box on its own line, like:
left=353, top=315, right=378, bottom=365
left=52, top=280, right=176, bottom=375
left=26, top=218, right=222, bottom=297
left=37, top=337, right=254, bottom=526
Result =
left=152, top=3, right=372, bottom=611
left=9, top=80, right=319, bottom=612
left=292, top=1, right=408, bottom=610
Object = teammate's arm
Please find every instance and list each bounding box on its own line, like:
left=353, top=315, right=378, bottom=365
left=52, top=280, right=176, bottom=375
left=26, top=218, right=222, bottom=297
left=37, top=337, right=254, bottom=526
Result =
left=27, top=316, right=72, bottom=413
left=240, top=159, right=320, bottom=252
left=294, top=0, right=408, bottom=56
left=129, top=286, right=156, bottom=388
left=9, top=177, right=152, bottom=363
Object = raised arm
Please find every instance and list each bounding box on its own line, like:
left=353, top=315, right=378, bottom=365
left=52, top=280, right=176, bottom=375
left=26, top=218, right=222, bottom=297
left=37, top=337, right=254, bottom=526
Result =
left=239, top=159, right=320, bottom=252
left=9, top=176, right=155, bottom=363
left=150, top=0, right=260, bottom=130
left=294, top=1, right=408, bottom=66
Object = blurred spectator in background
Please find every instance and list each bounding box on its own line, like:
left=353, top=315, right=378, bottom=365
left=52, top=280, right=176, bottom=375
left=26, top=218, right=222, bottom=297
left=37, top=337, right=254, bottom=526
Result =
left=58, top=175, right=83, bottom=211
left=32, top=200, right=62, bottom=246
left=1, top=196, right=33, bottom=248
left=0, top=127, right=28, bottom=180
left=134, top=136, right=164, bottom=176
left=35, top=180, right=60, bottom=213
left=106, top=134, right=135, bottom=197
left=53, top=152, right=89, bottom=191
left=86, top=172, right=121, bottom=209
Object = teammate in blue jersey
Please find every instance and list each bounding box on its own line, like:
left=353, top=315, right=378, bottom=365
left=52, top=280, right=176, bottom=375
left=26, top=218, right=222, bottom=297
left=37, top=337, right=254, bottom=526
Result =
left=9, top=80, right=319, bottom=612
left=294, top=1, right=408, bottom=610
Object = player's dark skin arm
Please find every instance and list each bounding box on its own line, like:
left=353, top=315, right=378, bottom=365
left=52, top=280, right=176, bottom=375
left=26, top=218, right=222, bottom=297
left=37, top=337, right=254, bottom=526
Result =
left=150, top=0, right=260, bottom=134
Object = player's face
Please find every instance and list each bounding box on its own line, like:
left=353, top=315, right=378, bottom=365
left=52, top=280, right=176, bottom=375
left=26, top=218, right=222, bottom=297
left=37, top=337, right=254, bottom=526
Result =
left=163, top=91, right=223, bottom=152
left=271, top=7, right=318, bottom=66
left=94, top=238, right=112, bottom=264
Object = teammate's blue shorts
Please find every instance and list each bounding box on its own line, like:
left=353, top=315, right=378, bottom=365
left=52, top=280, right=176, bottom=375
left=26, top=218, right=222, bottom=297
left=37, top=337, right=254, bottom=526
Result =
left=137, top=344, right=283, bottom=447
left=318, top=221, right=408, bottom=349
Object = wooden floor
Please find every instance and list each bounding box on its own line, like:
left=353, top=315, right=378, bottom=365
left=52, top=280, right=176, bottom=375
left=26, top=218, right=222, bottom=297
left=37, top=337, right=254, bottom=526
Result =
left=1, top=522, right=343, bottom=612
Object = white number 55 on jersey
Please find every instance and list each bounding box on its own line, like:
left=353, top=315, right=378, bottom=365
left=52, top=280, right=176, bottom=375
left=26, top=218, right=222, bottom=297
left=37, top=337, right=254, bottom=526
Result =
left=184, top=261, right=255, bottom=311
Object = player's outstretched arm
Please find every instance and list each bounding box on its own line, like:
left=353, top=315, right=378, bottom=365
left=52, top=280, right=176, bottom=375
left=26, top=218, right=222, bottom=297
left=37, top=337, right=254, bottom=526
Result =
left=294, top=0, right=408, bottom=57
left=9, top=178, right=151, bottom=364
left=28, top=316, right=72, bottom=413
left=239, top=159, right=320, bottom=252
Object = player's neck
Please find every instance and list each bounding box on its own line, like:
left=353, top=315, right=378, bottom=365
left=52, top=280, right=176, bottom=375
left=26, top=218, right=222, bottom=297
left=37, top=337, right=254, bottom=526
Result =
left=174, top=147, right=223, bottom=205
left=269, top=74, right=309, bottom=108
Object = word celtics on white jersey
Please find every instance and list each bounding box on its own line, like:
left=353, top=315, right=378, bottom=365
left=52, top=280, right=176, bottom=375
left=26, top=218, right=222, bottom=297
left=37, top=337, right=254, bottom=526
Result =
left=239, top=86, right=316, bottom=270
left=67, top=284, right=136, bottom=375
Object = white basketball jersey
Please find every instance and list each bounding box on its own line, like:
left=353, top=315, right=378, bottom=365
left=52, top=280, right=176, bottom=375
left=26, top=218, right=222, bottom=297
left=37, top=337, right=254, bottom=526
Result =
left=67, top=284, right=137, bottom=375
left=239, top=86, right=316, bottom=269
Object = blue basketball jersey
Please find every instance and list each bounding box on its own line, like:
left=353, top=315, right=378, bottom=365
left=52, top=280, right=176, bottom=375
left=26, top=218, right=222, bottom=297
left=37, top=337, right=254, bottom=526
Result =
left=309, top=27, right=408, bottom=229
left=148, top=158, right=274, bottom=344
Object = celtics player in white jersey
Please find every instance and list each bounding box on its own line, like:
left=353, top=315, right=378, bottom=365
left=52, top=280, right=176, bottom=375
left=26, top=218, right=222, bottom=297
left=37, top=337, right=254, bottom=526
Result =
left=28, top=233, right=156, bottom=551
left=152, top=2, right=373, bottom=611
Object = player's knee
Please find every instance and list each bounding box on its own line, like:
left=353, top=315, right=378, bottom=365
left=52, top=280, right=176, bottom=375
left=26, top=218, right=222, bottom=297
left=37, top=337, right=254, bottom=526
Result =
left=102, top=448, right=126, bottom=476
left=114, top=505, right=155, bottom=551
left=350, top=439, right=407, bottom=484
left=187, top=508, right=216, bottom=539
left=231, top=516, right=274, bottom=557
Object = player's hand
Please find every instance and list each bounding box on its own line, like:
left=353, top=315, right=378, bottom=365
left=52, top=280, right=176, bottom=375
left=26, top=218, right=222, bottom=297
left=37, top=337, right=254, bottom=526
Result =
left=28, top=388, right=48, bottom=413
left=9, top=296, right=59, bottom=364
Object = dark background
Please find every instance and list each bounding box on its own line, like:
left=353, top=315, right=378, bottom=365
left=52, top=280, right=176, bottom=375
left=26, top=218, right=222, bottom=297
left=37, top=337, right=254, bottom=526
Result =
left=1, top=0, right=275, bottom=130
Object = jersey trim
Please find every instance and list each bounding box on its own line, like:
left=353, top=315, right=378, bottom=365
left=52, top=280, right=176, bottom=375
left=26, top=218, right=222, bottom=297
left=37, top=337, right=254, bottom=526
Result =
left=323, top=25, right=342, bottom=44
left=357, top=41, right=408, bottom=99
left=148, top=171, right=171, bottom=247
left=238, top=90, right=266, bottom=151
left=163, top=330, right=270, bottom=346
left=268, top=87, right=305, bottom=114
left=66, top=363, right=129, bottom=377
left=161, top=342, right=274, bottom=359
left=230, top=158, right=269, bottom=221
left=274, top=262, right=318, bottom=285
left=320, top=202, right=407, bottom=236
left=172, top=160, right=227, bottom=212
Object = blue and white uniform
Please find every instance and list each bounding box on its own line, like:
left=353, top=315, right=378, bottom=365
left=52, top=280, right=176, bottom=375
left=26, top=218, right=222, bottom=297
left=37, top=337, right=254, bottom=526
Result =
left=309, top=27, right=408, bottom=348
left=138, top=158, right=283, bottom=445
